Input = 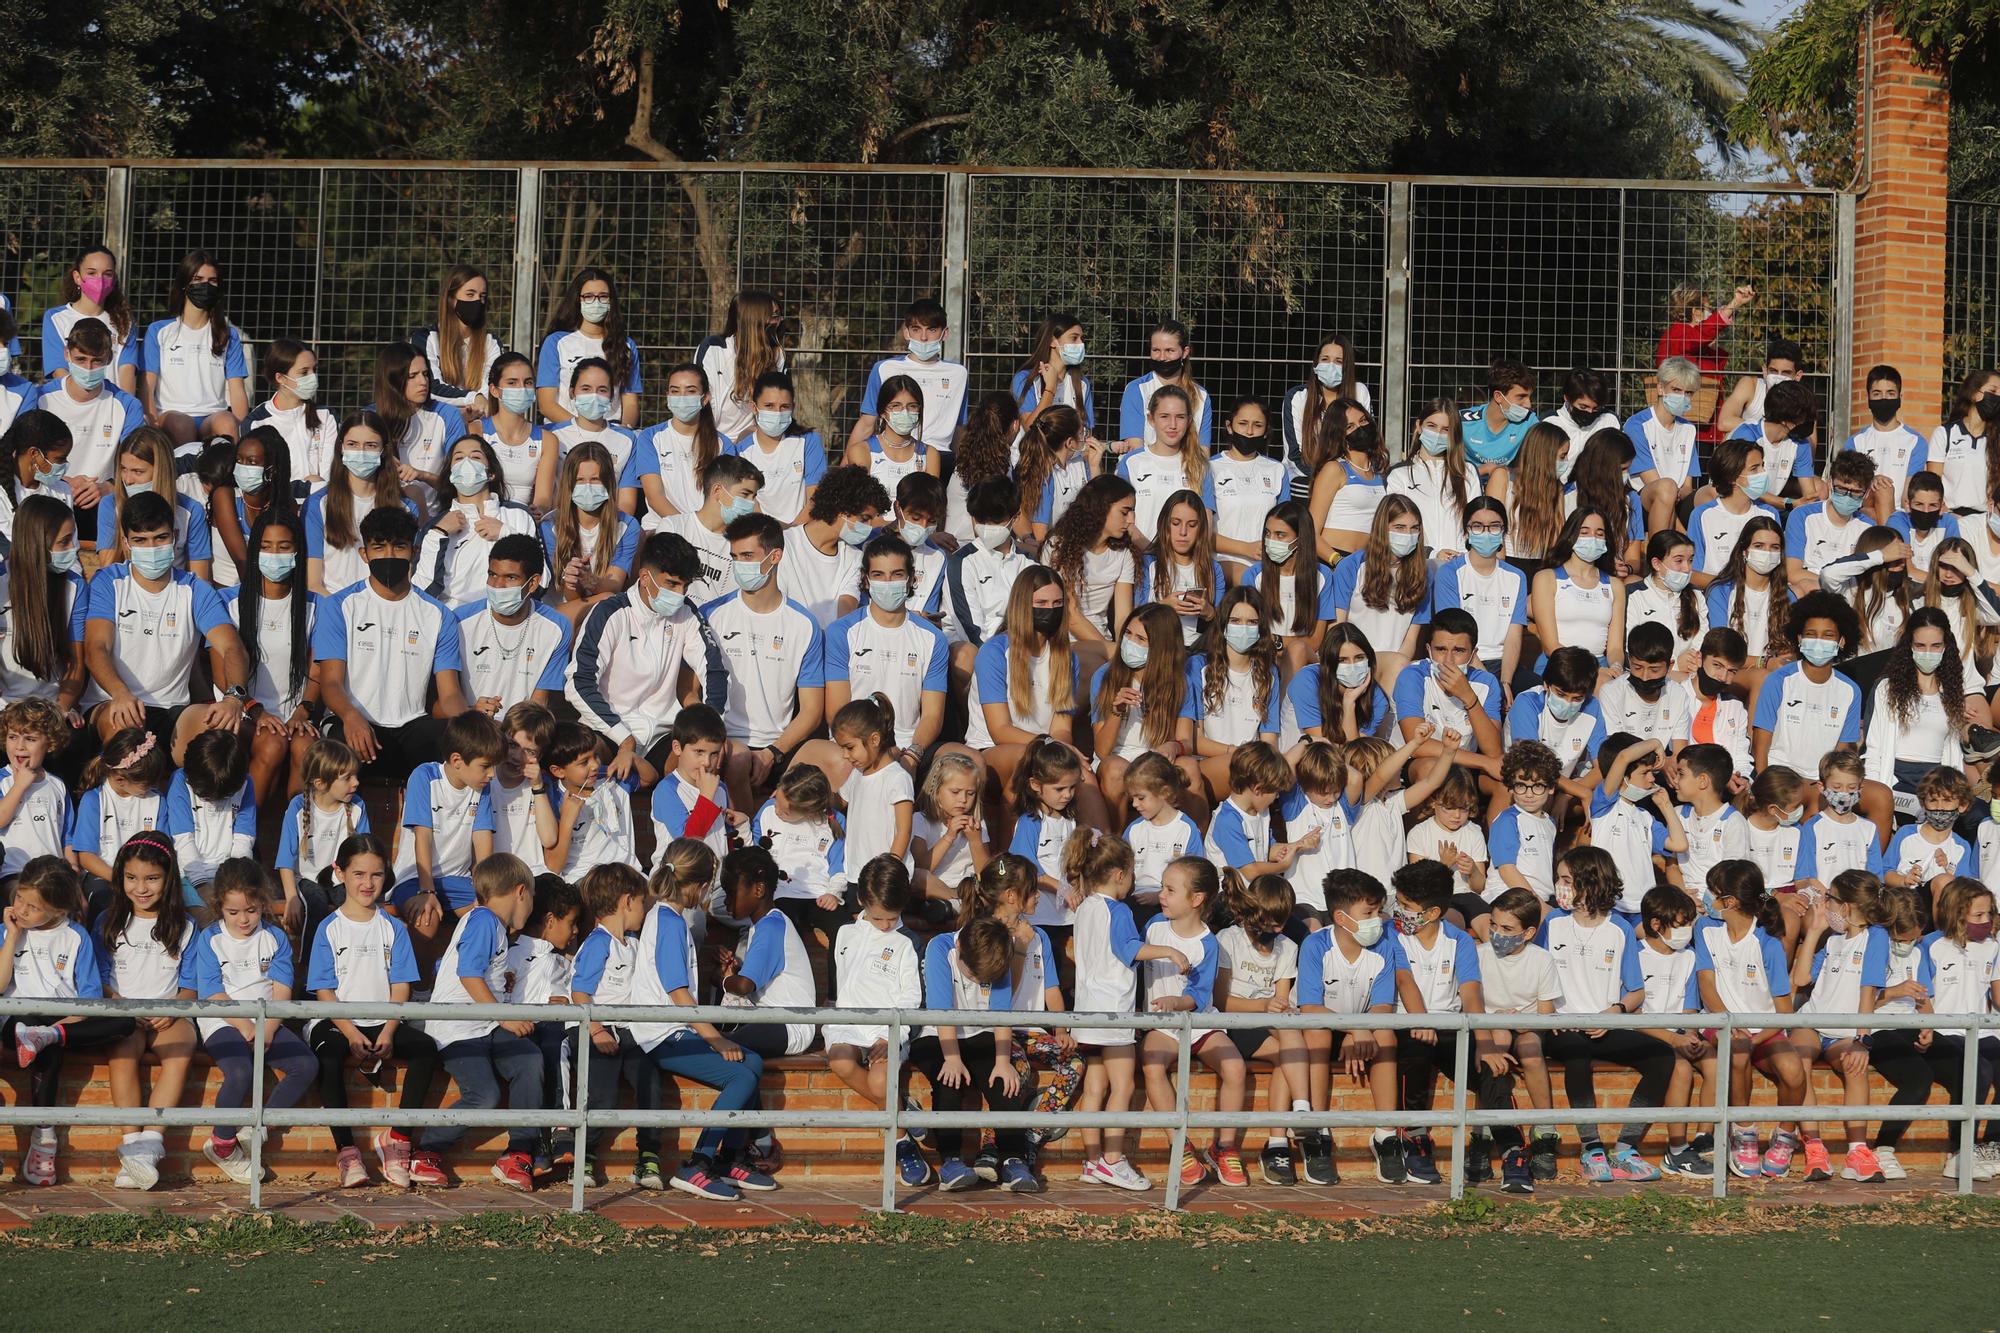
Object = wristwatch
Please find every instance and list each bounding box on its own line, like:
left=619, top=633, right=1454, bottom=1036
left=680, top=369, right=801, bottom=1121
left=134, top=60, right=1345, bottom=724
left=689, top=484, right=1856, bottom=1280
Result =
left=222, top=685, right=250, bottom=702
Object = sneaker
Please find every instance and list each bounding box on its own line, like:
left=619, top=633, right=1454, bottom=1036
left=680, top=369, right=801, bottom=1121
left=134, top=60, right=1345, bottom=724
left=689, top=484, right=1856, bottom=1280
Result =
left=722, top=1160, right=778, bottom=1192
left=1529, top=1134, right=1559, bottom=1182
left=1300, top=1132, right=1337, bottom=1186
left=1373, top=1134, right=1409, bottom=1185
left=1211, top=1147, right=1249, bottom=1187
left=1608, top=1143, right=1661, bottom=1182
left=1729, top=1128, right=1762, bottom=1179
left=113, top=1146, right=158, bottom=1192
left=997, top=1157, right=1042, bottom=1193
left=631, top=1152, right=666, bottom=1191
left=337, top=1146, right=369, bottom=1188
left=670, top=1155, right=741, bottom=1201
left=903, top=1094, right=929, bottom=1144
left=1403, top=1133, right=1442, bottom=1185
left=1976, top=1142, right=2000, bottom=1179
left=1579, top=1146, right=1613, bottom=1183
left=1082, top=1156, right=1152, bottom=1192
left=408, top=1149, right=449, bottom=1187
left=1463, top=1133, right=1495, bottom=1185
left=491, top=1151, right=535, bottom=1192
left=1500, top=1145, right=1534, bottom=1194
left=1762, top=1130, right=1801, bottom=1178
left=1801, top=1137, right=1833, bottom=1183
left=1027, top=1124, right=1069, bottom=1147
left=1662, top=1144, right=1714, bottom=1178
left=896, top=1136, right=932, bottom=1186
left=533, top=1151, right=554, bottom=1176
left=22, top=1137, right=56, bottom=1187
left=1179, top=1149, right=1209, bottom=1187
left=1874, top=1145, right=1907, bottom=1181
left=1258, top=1142, right=1297, bottom=1186
left=1943, top=1149, right=1997, bottom=1182
left=1841, top=1144, right=1884, bottom=1183
left=971, top=1147, right=1001, bottom=1183
left=749, top=1133, right=784, bottom=1175
left=13, top=1024, right=58, bottom=1069
left=937, top=1158, right=978, bottom=1192
left=204, top=1136, right=256, bottom=1186
left=373, top=1130, right=413, bottom=1188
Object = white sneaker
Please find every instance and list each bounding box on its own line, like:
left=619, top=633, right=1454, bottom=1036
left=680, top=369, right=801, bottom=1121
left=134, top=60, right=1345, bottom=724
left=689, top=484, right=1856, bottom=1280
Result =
left=22, top=1135, right=56, bottom=1187
left=1873, top=1145, right=1907, bottom=1181
left=13, top=1024, right=58, bottom=1068
left=1094, top=1156, right=1152, bottom=1192
left=113, top=1147, right=160, bottom=1191
left=1977, top=1143, right=2000, bottom=1180
left=203, top=1137, right=257, bottom=1186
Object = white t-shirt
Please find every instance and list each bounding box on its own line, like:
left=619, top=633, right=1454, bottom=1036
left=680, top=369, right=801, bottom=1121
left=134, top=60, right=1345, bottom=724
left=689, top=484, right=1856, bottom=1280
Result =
left=837, top=761, right=914, bottom=886
left=1404, top=816, right=1488, bottom=901
left=1475, top=940, right=1561, bottom=1014
left=704, top=594, right=825, bottom=747
left=1215, top=926, right=1298, bottom=1004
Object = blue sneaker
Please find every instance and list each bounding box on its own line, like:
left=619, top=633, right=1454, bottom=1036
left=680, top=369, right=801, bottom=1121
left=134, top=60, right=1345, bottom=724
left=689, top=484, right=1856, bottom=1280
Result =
left=1579, top=1146, right=1613, bottom=1183
left=997, top=1157, right=1042, bottom=1193
left=670, top=1155, right=742, bottom=1201
left=722, top=1160, right=778, bottom=1192
left=937, top=1158, right=978, bottom=1191
left=1402, top=1133, right=1442, bottom=1185
left=896, top=1136, right=932, bottom=1186
left=1607, top=1143, right=1661, bottom=1182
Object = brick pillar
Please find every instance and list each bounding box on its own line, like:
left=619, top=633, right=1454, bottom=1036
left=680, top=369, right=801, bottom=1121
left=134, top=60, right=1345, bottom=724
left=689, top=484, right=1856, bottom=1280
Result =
left=1850, top=5, right=1950, bottom=422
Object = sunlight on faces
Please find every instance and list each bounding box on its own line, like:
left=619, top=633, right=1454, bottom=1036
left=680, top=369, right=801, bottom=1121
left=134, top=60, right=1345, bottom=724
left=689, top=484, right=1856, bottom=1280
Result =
left=219, top=890, right=266, bottom=939
left=1428, top=626, right=1475, bottom=671
left=1653, top=542, right=1693, bottom=581
left=117, top=451, right=157, bottom=491
left=122, top=860, right=168, bottom=915
left=8, top=886, right=62, bottom=931
left=1031, top=770, right=1078, bottom=815
left=1229, top=403, right=1267, bottom=440
left=5, top=726, right=49, bottom=774
left=676, top=735, right=724, bottom=778
left=1150, top=396, right=1190, bottom=447
left=339, top=852, right=389, bottom=910
left=1488, top=906, right=1530, bottom=950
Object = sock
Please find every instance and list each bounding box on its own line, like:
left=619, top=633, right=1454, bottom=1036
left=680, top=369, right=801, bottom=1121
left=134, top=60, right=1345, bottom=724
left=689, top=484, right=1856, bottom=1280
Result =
left=1372, top=1129, right=1393, bottom=1146
left=121, top=1132, right=146, bottom=1148
left=52, top=1023, right=66, bottom=1046
left=1265, top=1134, right=1286, bottom=1148
left=1848, top=1141, right=1863, bottom=1152
left=31, top=1128, right=55, bottom=1150
left=1581, top=1137, right=1604, bottom=1153
left=1291, top=1100, right=1310, bottom=1113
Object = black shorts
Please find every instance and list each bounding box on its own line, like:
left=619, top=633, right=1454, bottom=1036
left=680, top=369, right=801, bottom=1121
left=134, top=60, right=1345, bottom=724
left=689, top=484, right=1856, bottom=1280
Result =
left=1229, top=1026, right=1274, bottom=1061
left=328, top=714, right=451, bottom=783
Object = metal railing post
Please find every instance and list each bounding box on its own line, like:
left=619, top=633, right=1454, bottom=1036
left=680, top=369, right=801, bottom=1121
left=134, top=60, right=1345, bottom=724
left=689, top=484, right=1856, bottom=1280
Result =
left=571, top=1003, right=592, bottom=1214
left=1381, top=181, right=1412, bottom=454
left=942, top=175, right=970, bottom=365
left=1830, top=191, right=1857, bottom=451
left=512, top=167, right=543, bottom=358
left=249, top=1001, right=267, bottom=1211
left=1162, top=1012, right=1194, bottom=1212
left=1957, top=1017, right=1981, bottom=1196
left=879, top=1015, right=903, bottom=1213
left=1710, top=1016, right=1734, bottom=1201
left=1448, top=1018, right=1470, bottom=1201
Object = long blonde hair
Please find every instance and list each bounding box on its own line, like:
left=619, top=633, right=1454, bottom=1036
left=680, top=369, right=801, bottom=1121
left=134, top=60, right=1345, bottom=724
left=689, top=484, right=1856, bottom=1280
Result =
left=1148, top=384, right=1207, bottom=494
left=108, top=427, right=181, bottom=564
left=1003, top=566, right=1075, bottom=719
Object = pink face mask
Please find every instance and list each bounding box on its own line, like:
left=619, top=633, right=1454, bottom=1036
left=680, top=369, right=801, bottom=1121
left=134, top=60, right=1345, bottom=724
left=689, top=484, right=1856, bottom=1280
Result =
left=80, top=274, right=115, bottom=305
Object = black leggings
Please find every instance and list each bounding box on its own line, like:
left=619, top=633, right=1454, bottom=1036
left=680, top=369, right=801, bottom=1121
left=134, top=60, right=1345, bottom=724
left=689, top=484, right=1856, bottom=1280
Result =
left=308, top=1021, right=440, bottom=1148
left=1395, top=1029, right=1521, bottom=1149
left=778, top=895, right=855, bottom=1004
left=908, top=1032, right=1033, bottom=1161
left=575, top=1028, right=662, bottom=1156
left=1541, top=1029, right=1675, bottom=1148
left=1871, top=1031, right=2000, bottom=1147
left=2, top=1015, right=136, bottom=1107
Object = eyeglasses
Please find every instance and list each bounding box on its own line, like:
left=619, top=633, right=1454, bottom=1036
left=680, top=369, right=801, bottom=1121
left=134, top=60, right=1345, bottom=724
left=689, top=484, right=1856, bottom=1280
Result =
left=1511, top=782, right=1553, bottom=795
left=1832, top=485, right=1867, bottom=500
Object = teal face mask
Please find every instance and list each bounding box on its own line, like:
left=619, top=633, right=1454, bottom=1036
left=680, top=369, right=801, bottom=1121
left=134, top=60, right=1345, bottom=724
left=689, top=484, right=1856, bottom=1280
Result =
left=498, top=386, right=535, bottom=415
left=719, top=495, right=756, bottom=524
left=130, top=545, right=174, bottom=578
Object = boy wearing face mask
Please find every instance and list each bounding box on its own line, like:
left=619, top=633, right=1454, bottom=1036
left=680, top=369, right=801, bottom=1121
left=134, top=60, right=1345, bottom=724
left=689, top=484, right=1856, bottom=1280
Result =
left=1796, top=749, right=1887, bottom=890
left=942, top=476, right=1030, bottom=655
left=704, top=512, right=826, bottom=813
left=1503, top=647, right=1606, bottom=805
left=1677, top=627, right=1753, bottom=780
left=1594, top=624, right=1690, bottom=752
left=893, top=472, right=949, bottom=619
left=850, top=299, right=968, bottom=462
left=31, top=322, right=143, bottom=525
left=1670, top=742, right=1749, bottom=907
left=1628, top=357, right=1705, bottom=539
left=1587, top=734, right=1688, bottom=924
left=1458, top=359, right=1539, bottom=477
left=1474, top=887, right=1561, bottom=1193
left=1633, top=884, right=1714, bottom=1178
left=1720, top=379, right=1823, bottom=517
left=1843, top=364, right=1929, bottom=510
left=1785, top=451, right=1876, bottom=588
left=452, top=536, right=571, bottom=721
left=1885, top=765, right=1978, bottom=895
left=660, top=455, right=762, bottom=605
left=1295, top=868, right=1406, bottom=1187
left=564, top=531, right=728, bottom=790
left=776, top=466, right=887, bottom=626
left=1885, top=470, right=1959, bottom=577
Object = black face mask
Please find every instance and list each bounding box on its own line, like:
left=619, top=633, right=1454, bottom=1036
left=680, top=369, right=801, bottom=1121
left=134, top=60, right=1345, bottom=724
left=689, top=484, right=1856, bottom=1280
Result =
left=1881, top=569, right=1907, bottom=593
left=1030, top=607, right=1064, bottom=637
left=1869, top=396, right=1901, bottom=424
left=185, top=281, right=220, bottom=311
left=1980, top=397, right=2000, bottom=423
left=1908, top=509, right=1941, bottom=532
left=1146, top=355, right=1186, bottom=380
left=1696, top=668, right=1727, bottom=697
left=1629, top=673, right=1668, bottom=701
left=455, top=298, right=487, bottom=329
left=369, top=557, right=412, bottom=589
left=1567, top=402, right=1597, bottom=422
left=1230, top=430, right=1269, bottom=454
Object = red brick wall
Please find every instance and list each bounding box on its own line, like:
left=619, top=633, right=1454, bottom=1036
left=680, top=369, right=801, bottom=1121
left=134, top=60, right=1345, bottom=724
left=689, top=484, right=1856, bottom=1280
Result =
left=1851, top=5, right=1950, bottom=420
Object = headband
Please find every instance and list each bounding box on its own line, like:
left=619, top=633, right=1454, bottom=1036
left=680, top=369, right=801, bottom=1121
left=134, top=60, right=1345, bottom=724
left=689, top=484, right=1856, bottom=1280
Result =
left=110, top=732, right=156, bottom=771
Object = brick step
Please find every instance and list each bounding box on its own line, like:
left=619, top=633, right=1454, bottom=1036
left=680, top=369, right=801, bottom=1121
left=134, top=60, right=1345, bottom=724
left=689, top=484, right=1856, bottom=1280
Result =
left=3, top=1055, right=1979, bottom=1184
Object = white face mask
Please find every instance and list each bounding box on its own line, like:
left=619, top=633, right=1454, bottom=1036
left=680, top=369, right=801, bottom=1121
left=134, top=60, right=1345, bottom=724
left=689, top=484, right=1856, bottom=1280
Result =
left=1666, top=925, right=1694, bottom=951
left=1745, top=548, right=1783, bottom=575
left=973, top=522, right=1011, bottom=552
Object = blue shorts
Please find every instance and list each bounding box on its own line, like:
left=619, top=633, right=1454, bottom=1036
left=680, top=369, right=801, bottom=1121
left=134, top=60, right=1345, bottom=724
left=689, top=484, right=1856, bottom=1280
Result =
left=1611, top=909, right=1642, bottom=931
left=391, top=874, right=476, bottom=913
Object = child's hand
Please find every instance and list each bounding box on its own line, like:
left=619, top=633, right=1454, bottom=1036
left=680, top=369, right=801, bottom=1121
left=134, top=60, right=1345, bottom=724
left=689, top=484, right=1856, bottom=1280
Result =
left=718, top=949, right=740, bottom=977
left=590, top=1024, right=619, bottom=1054
left=991, top=1062, right=1021, bottom=1098
left=1916, top=1029, right=1934, bottom=1051
left=724, top=808, right=750, bottom=829
left=1837, top=1043, right=1870, bottom=1078
left=713, top=1036, right=744, bottom=1063
left=1271, top=842, right=1298, bottom=868
left=1438, top=840, right=1459, bottom=868
left=1478, top=1050, right=1515, bottom=1077
left=1052, top=1030, right=1076, bottom=1056
left=1439, top=728, right=1463, bottom=752
left=939, top=1056, right=970, bottom=1089
left=1264, top=997, right=1290, bottom=1015
left=1, top=905, right=21, bottom=933
left=1410, top=720, right=1435, bottom=744
left=1061, top=885, right=1082, bottom=910
left=1455, top=852, right=1477, bottom=877
left=1342, top=1033, right=1378, bottom=1077
left=1410, top=1028, right=1438, bottom=1045
left=499, top=1020, right=535, bottom=1038
left=867, top=1038, right=889, bottom=1063
left=815, top=893, right=841, bottom=911
left=1298, top=826, right=1323, bottom=852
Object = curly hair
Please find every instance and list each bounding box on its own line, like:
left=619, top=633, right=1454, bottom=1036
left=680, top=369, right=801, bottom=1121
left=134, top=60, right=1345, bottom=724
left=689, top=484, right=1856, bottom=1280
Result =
left=1202, top=585, right=1278, bottom=722
left=1883, top=606, right=1967, bottom=734
left=806, top=464, right=891, bottom=526
left=953, top=391, right=1020, bottom=491
left=1786, top=589, right=1861, bottom=658
left=1043, top=474, right=1137, bottom=632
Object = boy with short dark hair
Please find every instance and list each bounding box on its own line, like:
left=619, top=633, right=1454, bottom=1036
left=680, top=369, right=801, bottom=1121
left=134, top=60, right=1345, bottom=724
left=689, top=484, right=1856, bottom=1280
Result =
left=1886, top=765, right=1977, bottom=895
left=1208, top=742, right=1301, bottom=880
left=894, top=470, right=949, bottom=617
left=503, top=873, right=581, bottom=1174
left=543, top=720, right=636, bottom=881
left=1843, top=363, right=1928, bottom=510
left=1887, top=469, right=1958, bottom=577
left=649, top=703, right=737, bottom=872
left=1295, top=868, right=1403, bottom=1186
left=851, top=297, right=968, bottom=459
left=165, top=728, right=256, bottom=898
left=1460, top=358, right=1538, bottom=475
left=392, top=710, right=504, bottom=952
left=1672, top=741, right=1748, bottom=906
left=1787, top=449, right=1877, bottom=586
left=1596, top=622, right=1688, bottom=749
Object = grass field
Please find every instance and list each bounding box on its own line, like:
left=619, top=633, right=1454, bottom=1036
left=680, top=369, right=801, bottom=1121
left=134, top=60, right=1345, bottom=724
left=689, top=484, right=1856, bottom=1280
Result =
left=2, top=1197, right=1988, bottom=1330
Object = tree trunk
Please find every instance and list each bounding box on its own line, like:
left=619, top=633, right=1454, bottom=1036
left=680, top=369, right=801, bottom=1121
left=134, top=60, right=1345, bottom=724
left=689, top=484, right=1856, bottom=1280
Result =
left=624, top=42, right=735, bottom=327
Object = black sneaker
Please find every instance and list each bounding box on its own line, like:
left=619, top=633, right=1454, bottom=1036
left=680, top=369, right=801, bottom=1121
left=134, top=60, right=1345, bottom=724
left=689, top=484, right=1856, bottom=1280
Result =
left=1404, top=1133, right=1442, bottom=1185
left=1258, top=1142, right=1298, bottom=1186
left=1300, top=1132, right=1338, bottom=1186
left=972, top=1147, right=1001, bottom=1183
left=1374, top=1134, right=1409, bottom=1184
left=1500, top=1145, right=1534, bottom=1194
left=1530, top=1134, right=1560, bottom=1182
left=1463, top=1133, right=1495, bottom=1185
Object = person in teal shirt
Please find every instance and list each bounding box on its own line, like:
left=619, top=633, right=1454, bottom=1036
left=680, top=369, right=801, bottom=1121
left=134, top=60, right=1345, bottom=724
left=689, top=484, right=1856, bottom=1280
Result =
left=1460, top=358, right=1540, bottom=477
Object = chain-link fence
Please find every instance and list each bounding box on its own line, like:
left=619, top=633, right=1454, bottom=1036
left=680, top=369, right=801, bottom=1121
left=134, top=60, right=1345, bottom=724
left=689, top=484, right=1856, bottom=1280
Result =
left=0, top=162, right=1843, bottom=445
left=1948, top=198, right=2000, bottom=407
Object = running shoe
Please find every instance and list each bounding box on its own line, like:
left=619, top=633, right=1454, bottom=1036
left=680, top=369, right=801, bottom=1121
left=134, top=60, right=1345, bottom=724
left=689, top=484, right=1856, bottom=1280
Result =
left=1840, top=1144, right=1884, bottom=1183
left=1729, top=1128, right=1762, bottom=1179
left=203, top=1136, right=256, bottom=1186
left=937, top=1158, right=978, bottom=1192
left=1258, top=1142, right=1298, bottom=1186
left=1500, top=1145, right=1534, bottom=1194
left=1403, top=1133, right=1442, bottom=1185
left=1210, top=1147, right=1249, bottom=1187
left=1608, top=1143, right=1661, bottom=1182
left=896, top=1136, right=932, bottom=1186
left=631, top=1151, right=666, bottom=1191
left=722, top=1160, right=778, bottom=1192
left=1762, top=1130, right=1801, bottom=1178
left=13, top=1024, right=58, bottom=1069
left=1373, top=1134, right=1408, bottom=1185
left=408, top=1149, right=450, bottom=1188
left=1530, top=1134, right=1560, bottom=1182
left=491, top=1151, right=535, bottom=1192
left=1300, top=1132, right=1338, bottom=1186
left=336, top=1145, right=368, bottom=1189
left=22, top=1136, right=56, bottom=1187
left=1873, top=1145, right=1906, bottom=1181
left=1084, top=1157, right=1151, bottom=1192
left=112, top=1145, right=158, bottom=1192
left=749, top=1132, right=784, bottom=1174
left=1463, top=1133, right=1495, bottom=1185
left=1800, top=1137, right=1833, bottom=1182
left=1179, top=1149, right=1209, bottom=1187
left=972, top=1147, right=1001, bottom=1183
left=374, top=1130, right=413, bottom=1189
left=997, top=1158, right=1042, bottom=1193
left=1661, top=1144, right=1713, bottom=1178
left=670, top=1155, right=741, bottom=1201
left=1578, top=1146, right=1613, bottom=1183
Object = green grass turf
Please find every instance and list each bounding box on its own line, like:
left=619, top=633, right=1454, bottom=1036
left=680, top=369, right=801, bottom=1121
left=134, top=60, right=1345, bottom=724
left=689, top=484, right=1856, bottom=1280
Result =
left=0, top=1204, right=1983, bottom=1331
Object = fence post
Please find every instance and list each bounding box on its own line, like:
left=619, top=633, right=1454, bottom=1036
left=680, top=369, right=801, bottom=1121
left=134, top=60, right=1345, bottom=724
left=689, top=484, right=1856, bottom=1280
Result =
left=1447, top=1018, right=1470, bottom=1202
left=571, top=1003, right=592, bottom=1215
left=512, top=167, right=543, bottom=359
left=879, top=1015, right=904, bottom=1214
left=103, top=167, right=131, bottom=260
left=1381, top=181, right=1412, bottom=454
left=249, top=1000, right=267, bottom=1211
left=942, top=174, right=970, bottom=365
left=1830, top=190, right=1857, bottom=452
left=1162, top=1014, right=1194, bottom=1212
left=1710, top=1016, right=1733, bottom=1201
left=1957, top=1017, right=1980, bottom=1196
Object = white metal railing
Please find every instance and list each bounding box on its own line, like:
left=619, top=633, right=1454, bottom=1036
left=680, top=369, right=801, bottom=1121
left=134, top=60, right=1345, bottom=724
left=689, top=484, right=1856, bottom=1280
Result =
left=1, top=997, right=1992, bottom=1213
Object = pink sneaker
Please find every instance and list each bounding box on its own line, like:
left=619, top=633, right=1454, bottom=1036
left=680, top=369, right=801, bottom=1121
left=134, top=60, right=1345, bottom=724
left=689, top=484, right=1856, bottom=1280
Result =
left=14, top=1023, right=57, bottom=1069
left=336, top=1145, right=368, bottom=1188
left=374, top=1130, right=413, bottom=1189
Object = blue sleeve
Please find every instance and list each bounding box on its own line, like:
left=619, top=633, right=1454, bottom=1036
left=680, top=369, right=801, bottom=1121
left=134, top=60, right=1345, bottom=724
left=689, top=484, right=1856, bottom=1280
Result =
left=1119, top=381, right=1145, bottom=441
left=1007, top=813, right=1042, bottom=859
left=822, top=614, right=852, bottom=683
left=306, top=922, right=337, bottom=991
left=651, top=781, right=690, bottom=839
left=1887, top=513, right=1911, bottom=542
left=1033, top=475, right=1054, bottom=526
left=387, top=919, right=419, bottom=984
left=309, top=589, right=348, bottom=661
left=1625, top=412, right=1654, bottom=474
left=1432, top=559, right=1463, bottom=612
left=535, top=334, right=561, bottom=389
left=1703, top=582, right=1731, bottom=636
left=572, top=931, right=610, bottom=995
left=1391, top=665, right=1424, bottom=722
left=189, top=577, right=230, bottom=638
left=1106, top=899, right=1144, bottom=966
left=1197, top=392, right=1214, bottom=448
left=1295, top=932, right=1328, bottom=1006
left=1209, top=804, right=1254, bottom=864
left=455, top=910, right=499, bottom=979
left=922, top=627, right=948, bottom=694
left=223, top=327, right=247, bottom=380
left=1751, top=666, right=1784, bottom=732
left=69, top=924, right=105, bottom=998
left=1186, top=936, right=1220, bottom=1009
left=1617, top=923, right=1645, bottom=994
left=1688, top=505, right=1708, bottom=569
left=96, top=499, right=115, bottom=546
left=1328, top=554, right=1358, bottom=612
left=430, top=600, right=465, bottom=675
left=923, top=933, right=956, bottom=1010
left=473, top=784, right=496, bottom=833
left=534, top=608, right=573, bottom=692
left=739, top=916, right=785, bottom=989
left=1908, top=431, right=1929, bottom=471
left=1588, top=784, right=1616, bottom=819
left=1838, top=681, right=1862, bottom=744
left=1860, top=928, right=1890, bottom=988
left=857, top=362, right=886, bottom=417
left=654, top=909, right=693, bottom=994
left=1959, top=836, right=1978, bottom=876
left=1451, top=929, right=1482, bottom=987
left=1366, top=954, right=1397, bottom=1007
left=610, top=518, right=639, bottom=575
left=401, top=767, right=436, bottom=828
left=231, top=780, right=257, bottom=839
left=262, top=924, right=294, bottom=990
left=1088, top=663, right=1113, bottom=726
left=162, top=772, right=194, bottom=837
left=1504, top=692, right=1541, bottom=747
left=85, top=566, right=117, bottom=624
left=304, top=494, right=326, bottom=558
left=183, top=498, right=213, bottom=563
left=1488, top=809, right=1520, bottom=867
left=1181, top=815, right=1206, bottom=859
left=1793, top=832, right=1817, bottom=885
left=801, top=435, right=828, bottom=487
left=798, top=618, right=826, bottom=689
left=1200, top=470, right=1216, bottom=511
left=1288, top=667, right=1323, bottom=731
left=1762, top=934, right=1792, bottom=999
left=1784, top=507, right=1809, bottom=559
left=1691, top=928, right=1715, bottom=977
left=973, top=637, right=1010, bottom=704
left=192, top=931, right=224, bottom=996
left=67, top=787, right=99, bottom=854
